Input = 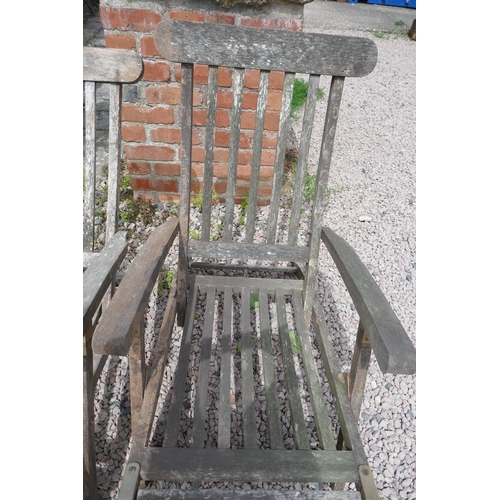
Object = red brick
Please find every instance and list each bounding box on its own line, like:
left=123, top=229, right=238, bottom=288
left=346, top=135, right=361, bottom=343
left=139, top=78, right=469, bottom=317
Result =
left=146, top=84, right=181, bottom=105
left=154, top=162, right=181, bottom=176
left=214, top=148, right=229, bottom=162
left=266, top=91, right=283, bottom=112
left=170, top=10, right=205, bottom=22
left=216, top=110, right=230, bottom=127
left=269, top=71, right=285, bottom=91
left=241, top=111, right=256, bottom=130
left=194, top=65, right=208, bottom=85
left=213, top=181, right=227, bottom=194
left=213, top=164, right=228, bottom=179
left=192, top=147, right=205, bottom=162
left=130, top=177, right=151, bottom=191
left=99, top=6, right=162, bottom=32
left=104, top=33, right=136, bottom=50
left=209, top=13, right=235, bottom=24
left=190, top=180, right=204, bottom=193
left=261, top=149, right=275, bottom=166
left=191, top=163, right=204, bottom=178
left=122, top=104, right=174, bottom=124
left=151, top=126, right=181, bottom=143
left=152, top=178, right=178, bottom=192
left=218, top=67, right=232, bottom=87
left=128, top=162, right=151, bottom=175
left=262, top=131, right=278, bottom=149
left=192, top=129, right=202, bottom=145
left=174, top=64, right=182, bottom=82
left=158, top=193, right=180, bottom=203
left=125, top=145, right=176, bottom=161
left=244, top=69, right=260, bottom=89
left=242, top=92, right=258, bottom=110
left=143, top=61, right=170, bottom=82
left=193, top=109, right=207, bottom=126
left=237, top=150, right=252, bottom=165
left=240, top=17, right=303, bottom=31
left=264, top=112, right=280, bottom=131
left=140, top=36, right=161, bottom=57
left=217, top=90, right=233, bottom=109
left=215, top=131, right=253, bottom=149
left=121, top=125, right=146, bottom=142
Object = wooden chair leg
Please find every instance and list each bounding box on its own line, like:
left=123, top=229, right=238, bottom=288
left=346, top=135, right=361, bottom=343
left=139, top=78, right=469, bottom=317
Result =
left=349, top=322, right=372, bottom=422
left=129, top=319, right=146, bottom=435
left=83, top=331, right=98, bottom=500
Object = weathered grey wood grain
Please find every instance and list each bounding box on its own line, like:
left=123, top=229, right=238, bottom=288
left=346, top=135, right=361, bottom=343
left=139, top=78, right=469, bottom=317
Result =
left=106, top=83, right=122, bottom=243
left=288, top=74, right=320, bottom=246
left=217, top=287, right=233, bottom=449
left=178, top=64, right=194, bottom=327
left=240, top=288, right=259, bottom=449
left=190, top=262, right=299, bottom=274
left=139, top=448, right=360, bottom=483
left=83, top=80, right=96, bottom=253
left=201, top=66, right=218, bottom=242
left=245, top=70, right=269, bottom=243
left=266, top=72, right=295, bottom=245
left=83, top=231, right=128, bottom=330
left=349, top=324, right=372, bottom=423
left=223, top=68, right=244, bottom=242
left=275, top=290, right=309, bottom=450
left=130, top=319, right=146, bottom=435
left=164, top=285, right=199, bottom=448
left=154, top=20, right=377, bottom=77
left=303, top=77, right=345, bottom=326
left=192, top=287, right=216, bottom=448
left=189, top=241, right=309, bottom=262
left=92, top=218, right=179, bottom=355
left=291, top=291, right=336, bottom=451
left=321, top=227, right=416, bottom=375
left=193, top=275, right=303, bottom=292
left=83, top=47, right=143, bottom=83
left=258, top=290, right=283, bottom=449
left=137, top=489, right=363, bottom=499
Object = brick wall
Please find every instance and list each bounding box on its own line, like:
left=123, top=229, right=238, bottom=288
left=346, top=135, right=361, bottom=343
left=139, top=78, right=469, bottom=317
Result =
left=99, top=0, right=305, bottom=205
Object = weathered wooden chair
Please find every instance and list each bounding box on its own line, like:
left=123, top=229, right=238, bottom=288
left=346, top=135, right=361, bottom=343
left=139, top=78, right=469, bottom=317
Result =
left=91, top=20, right=416, bottom=499
left=83, top=46, right=143, bottom=500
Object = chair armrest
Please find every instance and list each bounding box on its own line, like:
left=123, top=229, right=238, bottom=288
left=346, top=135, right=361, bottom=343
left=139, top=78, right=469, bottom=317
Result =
left=92, top=218, right=180, bottom=356
left=83, top=231, right=128, bottom=330
left=321, top=227, right=416, bottom=375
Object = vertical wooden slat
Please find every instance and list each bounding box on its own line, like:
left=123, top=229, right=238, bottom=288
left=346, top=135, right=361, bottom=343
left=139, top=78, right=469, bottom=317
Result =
left=348, top=322, right=372, bottom=422
left=303, top=76, right=345, bottom=326
left=201, top=66, right=218, bottom=242
left=288, top=74, right=320, bottom=246
left=258, top=289, right=283, bottom=449
left=84, top=81, right=96, bottom=252
left=129, top=318, right=146, bottom=435
left=223, top=68, right=244, bottom=242
left=164, top=285, right=199, bottom=448
left=245, top=70, right=269, bottom=243
left=192, top=287, right=217, bottom=447
left=218, top=286, right=233, bottom=448
left=240, top=288, right=259, bottom=449
left=106, top=82, right=122, bottom=242
left=275, top=289, right=309, bottom=450
left=266, top=72, right=295, bottom=245
left=291, top=291, right=336, bottom=450
left=177, top=63, right=194, bottom=326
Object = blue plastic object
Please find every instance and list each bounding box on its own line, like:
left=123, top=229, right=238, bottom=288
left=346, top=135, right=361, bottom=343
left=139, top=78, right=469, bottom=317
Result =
left=367, top=0, right=416, bottom=8
left=347, top=0, right=358, bottom=3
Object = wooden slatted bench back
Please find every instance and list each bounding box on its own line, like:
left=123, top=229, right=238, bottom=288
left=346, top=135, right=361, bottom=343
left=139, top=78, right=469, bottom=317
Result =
left=83, top=47, right=143, bottom=257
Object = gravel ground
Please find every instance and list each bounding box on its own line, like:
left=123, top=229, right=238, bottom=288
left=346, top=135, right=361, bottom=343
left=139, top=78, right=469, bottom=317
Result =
left=91, top=28, right=415, bottom=500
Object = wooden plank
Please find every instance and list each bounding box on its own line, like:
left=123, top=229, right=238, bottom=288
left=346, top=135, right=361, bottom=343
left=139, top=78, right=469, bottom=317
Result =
left=83, top=231, right=128, bottom=330
left=193, top=275, right=303, bottom=292
left=164, top=285, right=199, bottom=448
left=139, top=448, right=360, bottom=483
left=303, top=77, right=345, bottom=327
left=130, top=319, right=146, bottom=435
left=106, top=83, right=122, bottom=243
left=311, top=300, right=368, bottom=467
left=83, top=47, right=143, bottom=83
left=258, top=290, right=283, bottom=449
left=83, top=251, right=99, bottom=269
left=92, top=218, right=179, bottom=356
left=288, top=74, right=320, bottom=246
left=349, top=324, right=372, bottom=423
left=192, top=287, right=216, bottom=448
left=154, top=20, right=377, bottom=78
left=266, top=72, right=295, bottom=245
left=190, top=262, right=299, bottom=274
left=178, top=63, right=194, bottom=327
left=240, top=288, right=259, bottom=449
left=137, top=489, right=363, bottom=499
left=83, top=80, right=96, bottom=253
left=189, top=241, right=309, bottom=263
left=200, top=66, right=218, bottom=242
left=217, top=287, right=233, bottom=449
left=245, top=70, right=269, bottom=243
left=321, top=227, right=416, bottom=375
left=275, top=290, right=309, bottom=450
left=291, top=291, right=336, bottom=451
left=223, top=68, right=244, bottom=242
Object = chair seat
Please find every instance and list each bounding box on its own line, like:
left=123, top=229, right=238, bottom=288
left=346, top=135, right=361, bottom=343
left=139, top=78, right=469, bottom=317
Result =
left=136, top=274, right=363, bottom=488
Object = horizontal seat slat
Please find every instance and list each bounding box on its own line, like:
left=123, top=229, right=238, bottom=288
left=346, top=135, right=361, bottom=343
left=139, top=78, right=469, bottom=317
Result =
left=154, top=20, right=377, bottom=77
left=139, top=448, right=359, bottom=484
left=192, top=274, right=303, bottom=292
left=138, top=489, right=363, bottom=499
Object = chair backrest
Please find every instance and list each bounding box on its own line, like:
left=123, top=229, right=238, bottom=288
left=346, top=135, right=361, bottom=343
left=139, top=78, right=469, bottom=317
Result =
left=154, top=20, right=377, bottom=319
left=83, top=47, right=143, bottom=257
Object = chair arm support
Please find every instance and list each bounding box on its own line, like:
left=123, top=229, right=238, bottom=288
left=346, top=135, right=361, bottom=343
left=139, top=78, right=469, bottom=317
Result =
left=92, top=218, right=180, bottom=356
left=321, top=227, right=416, bottom=375
left=83, top=231, right=128, bottom=331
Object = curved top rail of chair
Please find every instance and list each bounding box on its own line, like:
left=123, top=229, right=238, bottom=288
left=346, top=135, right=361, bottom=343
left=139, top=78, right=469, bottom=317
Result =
left=154, top=20, right=377, bottom=78
left=83, top=47, right=144, bottom=83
